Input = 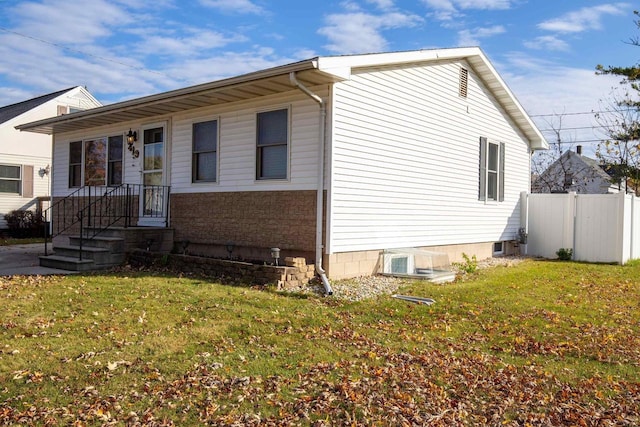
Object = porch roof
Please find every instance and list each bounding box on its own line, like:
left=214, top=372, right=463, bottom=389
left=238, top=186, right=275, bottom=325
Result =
left=15, top=59, right=339, bottom=135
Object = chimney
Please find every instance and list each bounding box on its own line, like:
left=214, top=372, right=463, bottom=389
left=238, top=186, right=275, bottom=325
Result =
left=576, top=145, right=582, bottom=155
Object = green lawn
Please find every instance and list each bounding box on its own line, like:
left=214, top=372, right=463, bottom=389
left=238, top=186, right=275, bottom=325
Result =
left=0, top=237, right=45, bottom=246
left=1, top=260, right=638, bottom=425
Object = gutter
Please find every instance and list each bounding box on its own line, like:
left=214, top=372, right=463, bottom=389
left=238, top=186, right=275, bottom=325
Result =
left=289, top=72, right=333, bottom=296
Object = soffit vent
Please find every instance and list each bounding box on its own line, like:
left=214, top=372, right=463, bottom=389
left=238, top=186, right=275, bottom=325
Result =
left=459, top=67, right=468, bottom=98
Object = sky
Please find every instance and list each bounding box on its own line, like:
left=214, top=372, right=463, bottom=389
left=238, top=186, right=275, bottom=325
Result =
left=0, top=0, right=638, bottom=154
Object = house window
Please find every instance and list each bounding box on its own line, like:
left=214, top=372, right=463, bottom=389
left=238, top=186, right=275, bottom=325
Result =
left=69, top=136, right=124, bottom=188
left=69, top=141, right=82, bottom=188
left=108, top=136, right=123, bottom=186
left=84, top=138, right=107, bottom=186
left=493, top=241, right=504, bottom=255
left=479, top=137, right=505, bottom=202
left=256, top=108, right=288, bottom=180
left=0, top=165, right=21, bottom=194
left=192, top=120, right=218, bottom=182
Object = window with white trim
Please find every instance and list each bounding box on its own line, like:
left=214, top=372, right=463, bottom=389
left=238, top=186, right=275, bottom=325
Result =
left=479, top=137, right=505, bottom=202
left=69, top=136, right=124, bottom=188
left=0, top=165, right=21, bottom=194
left=256, top=108, right=288, bottom=180
left=192, top=119, right=218, bottom=182
left=107, top=136, right=123, bottom=186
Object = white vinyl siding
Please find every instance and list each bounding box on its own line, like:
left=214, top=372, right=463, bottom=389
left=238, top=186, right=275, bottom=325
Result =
left=52, top=123, right=143, bottom=197
left=328, top=60, right=531, bottom=253
left=52, top=88, right=326, bottom=197
left=0, top=154, right=49, bottom=229
left=170, top=89, right=325, bottom=193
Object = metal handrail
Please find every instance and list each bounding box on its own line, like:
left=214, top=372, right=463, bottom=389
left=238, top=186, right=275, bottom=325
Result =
left=43, top=184, right=170, bottom=259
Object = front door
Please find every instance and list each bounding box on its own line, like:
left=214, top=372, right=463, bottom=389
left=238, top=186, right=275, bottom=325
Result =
left=138, top=124, right=167, bottom=225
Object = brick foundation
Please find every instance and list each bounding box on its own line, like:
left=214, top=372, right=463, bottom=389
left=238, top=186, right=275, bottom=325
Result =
left=170, top=191, right=317, bottom=263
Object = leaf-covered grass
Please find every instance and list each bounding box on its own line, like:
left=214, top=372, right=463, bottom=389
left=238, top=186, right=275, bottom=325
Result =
left=0, top=237, right=45, bottom=246
left=1, top=260, right=638, bottom=425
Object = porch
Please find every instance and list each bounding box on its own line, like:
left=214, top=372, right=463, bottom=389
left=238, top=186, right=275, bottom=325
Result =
left=39, top=184, right=173, bottom=271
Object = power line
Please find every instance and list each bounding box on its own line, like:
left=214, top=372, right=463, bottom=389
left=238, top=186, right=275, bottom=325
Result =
left=530, top=109, right=636, bottom=118
left=540, top=125, right=607, bottom=132
left=0, top=26, right=185, bottom=82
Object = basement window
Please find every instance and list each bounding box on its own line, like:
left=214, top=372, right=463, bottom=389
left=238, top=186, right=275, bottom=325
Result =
left=459, top=67, right=468, bottom=98
left=381, top=248, right=455, bottom=283
left=493, top=242, right=504, bottom=255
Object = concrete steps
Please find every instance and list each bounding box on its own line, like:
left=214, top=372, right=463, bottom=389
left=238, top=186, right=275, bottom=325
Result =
left=39, top=227, right=173, bottom=272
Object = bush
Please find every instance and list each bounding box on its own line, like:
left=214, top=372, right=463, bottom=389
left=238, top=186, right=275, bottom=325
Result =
left=556, top=248, right=573, bottom=261
left=455, top=252, right=478, bottom=274
left=3, top=210, right=45, bottom=238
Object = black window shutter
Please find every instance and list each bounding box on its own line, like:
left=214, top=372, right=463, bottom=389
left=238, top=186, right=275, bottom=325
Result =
left=479, top=137, right=487, bottom=201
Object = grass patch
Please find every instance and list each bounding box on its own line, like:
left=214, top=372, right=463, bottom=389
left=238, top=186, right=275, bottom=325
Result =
left=0, top=237, right=45, bottom=246
left=0, top=260, right=638, bottom=425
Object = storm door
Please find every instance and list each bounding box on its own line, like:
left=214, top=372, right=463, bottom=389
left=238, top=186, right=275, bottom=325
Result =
left=139, top=124, right=167, bottom=225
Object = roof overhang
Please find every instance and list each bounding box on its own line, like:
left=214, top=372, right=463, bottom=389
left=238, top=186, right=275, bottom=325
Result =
left=16, top=59, right=342, bottom=135
left=316, top=48, right=548, bottom=150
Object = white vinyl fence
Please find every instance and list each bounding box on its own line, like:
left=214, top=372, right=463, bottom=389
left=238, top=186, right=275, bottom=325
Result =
left=522, top=192, right=640, bottom=264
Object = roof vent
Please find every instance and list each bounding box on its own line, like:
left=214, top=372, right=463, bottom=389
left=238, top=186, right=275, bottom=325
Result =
left=459, top=67, right=468, bottom=98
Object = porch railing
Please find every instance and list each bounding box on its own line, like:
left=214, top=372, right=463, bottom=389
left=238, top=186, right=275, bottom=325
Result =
left=43, top=184, right=171, bottom=259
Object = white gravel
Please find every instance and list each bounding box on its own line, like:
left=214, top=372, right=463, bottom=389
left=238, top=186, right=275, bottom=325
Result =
left=285, top=256, right=528, bottom=301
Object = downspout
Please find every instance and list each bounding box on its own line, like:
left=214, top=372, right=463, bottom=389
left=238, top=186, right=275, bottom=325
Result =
left=290, top=72, right=333, bottom=295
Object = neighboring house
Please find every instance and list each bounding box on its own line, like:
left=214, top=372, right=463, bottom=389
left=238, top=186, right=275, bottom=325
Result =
left=17, top=48, right=547, bottom=279
left=0, top=86, right=101, bottom=229
left=532, top=146, right=618, bottom=194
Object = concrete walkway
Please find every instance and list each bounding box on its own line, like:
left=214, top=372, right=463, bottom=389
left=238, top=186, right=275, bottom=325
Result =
left=0, top=243, right=76, bottom=276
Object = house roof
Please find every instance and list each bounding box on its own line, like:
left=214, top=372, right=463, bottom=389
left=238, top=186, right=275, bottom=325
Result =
left=0, top=87, right=77, bottom=125
left=575, top=152, right=613, bottom=182
left=16, top=48, right=547, bottom=149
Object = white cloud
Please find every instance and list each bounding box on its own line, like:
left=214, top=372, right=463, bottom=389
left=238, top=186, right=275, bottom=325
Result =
left=538, top=3, right=629, bottom=33
left=198, top=0, right=264, bottom=14
left=456, top=0, right=511, bottom=9
left=457, top=25, right=505, bottom=45
left=422, top=0, right=512, bottom=20
left=318, top=11, right=422, bottom=54
left=135, top=29, right=248, bottom=58
left=523, top=35, right=570, bottom=52
left=162, top=49, right=294, bottom=85
left=11, top=0, right=131, bottom=44
left=365, top=0, right=395, bottom=10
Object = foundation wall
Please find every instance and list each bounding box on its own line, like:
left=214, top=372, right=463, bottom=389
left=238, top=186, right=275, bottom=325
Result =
left=170, top=191, right=317, bottom=263
left=326, top=241, right=518, bottom=280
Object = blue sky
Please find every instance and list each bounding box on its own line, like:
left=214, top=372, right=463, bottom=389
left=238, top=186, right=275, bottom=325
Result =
left=0, top=0, right=637, bottom=150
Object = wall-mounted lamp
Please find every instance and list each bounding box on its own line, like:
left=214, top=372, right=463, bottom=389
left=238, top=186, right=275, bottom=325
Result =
left=270, top=247, right=280, bottom=266
left=126, top=128, right=139, bottom=159
left=38, top=164, right=51, bottom=177
left=127, top=128, right=137, bottom=144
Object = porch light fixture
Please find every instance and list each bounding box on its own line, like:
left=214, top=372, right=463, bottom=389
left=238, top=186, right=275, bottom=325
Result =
left=126, top=128, right=139, bottom=159
left=127, top=128, right=137, bottom=144
left=270, top=247, right=280, bottom=266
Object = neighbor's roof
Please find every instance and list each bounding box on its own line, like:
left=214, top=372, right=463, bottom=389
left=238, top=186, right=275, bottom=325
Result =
left=0, top=87, right=77, bottom=125
left=16, top=47, right=548, bottom=149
